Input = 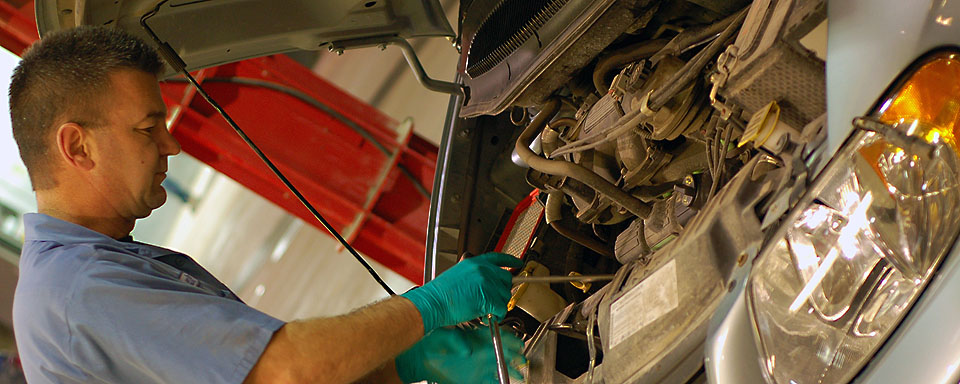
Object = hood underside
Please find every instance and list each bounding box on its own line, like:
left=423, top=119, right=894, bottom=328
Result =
left=36, top=0, right=454, bottom=77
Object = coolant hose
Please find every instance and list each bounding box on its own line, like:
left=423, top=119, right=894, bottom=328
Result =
left=541, top=117, right=576, bottom=157
left=516, top=99, right=652, bottom=218
left=545, top=191, right=616, bottom=258
left=593, top=39, right=669, bottom=93
left=544, top=190, right=564, bottom=224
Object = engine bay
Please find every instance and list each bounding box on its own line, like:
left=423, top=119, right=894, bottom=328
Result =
left=429, top=0, right=828, bottom=382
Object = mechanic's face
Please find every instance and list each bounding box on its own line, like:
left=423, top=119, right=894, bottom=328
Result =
left=87, top=68, right=180, bottom=220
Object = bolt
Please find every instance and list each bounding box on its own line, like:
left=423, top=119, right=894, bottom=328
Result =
left=378, top=43, right=387, bottom=51
left=335, top=48, right=344, bottom=56
left=738, top=252, right=748, bottom=266
left=682, top=196, right=693, bottom=205
left=683, top=175, right=695, bottom=187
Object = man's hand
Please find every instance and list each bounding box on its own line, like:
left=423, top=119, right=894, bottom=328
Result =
left=401, top=252, right=522, bottom=333
left=395, top=326, right=526, bottom=384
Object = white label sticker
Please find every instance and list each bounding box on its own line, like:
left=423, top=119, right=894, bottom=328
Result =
left=609, top=259, right=679, bottom=349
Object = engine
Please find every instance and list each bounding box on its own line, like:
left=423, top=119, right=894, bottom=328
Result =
left=435, top=0, right=827, bottom=382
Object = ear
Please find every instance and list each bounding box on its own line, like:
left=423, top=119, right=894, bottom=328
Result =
left=55, top=122, right=95, bottom=171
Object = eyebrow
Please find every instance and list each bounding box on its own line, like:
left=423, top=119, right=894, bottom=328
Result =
left=138, top=111, right=168, bottom=124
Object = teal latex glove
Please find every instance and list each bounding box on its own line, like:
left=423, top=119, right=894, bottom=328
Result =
left=402, top=252, right=522, bottom=333
left=395, top=326, right=526, bottom=384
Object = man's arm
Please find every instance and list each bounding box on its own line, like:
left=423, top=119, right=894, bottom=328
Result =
left=244, top=252, right=523, bottom=384
left=353, top=360, right=402, bottom=384
left=244, top=296, right=417, bottom=384
left=245, top=296, right=423, bottom=383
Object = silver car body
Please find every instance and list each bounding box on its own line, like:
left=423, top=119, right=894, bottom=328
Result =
left=707, top=0, right=960, bottom=383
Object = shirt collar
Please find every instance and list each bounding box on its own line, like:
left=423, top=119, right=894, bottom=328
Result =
left=23, top=213, right=178, bottom=259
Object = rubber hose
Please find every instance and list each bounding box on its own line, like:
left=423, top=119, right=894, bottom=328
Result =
left=544, top=190, right=564, bottom=224
left=516, top=99, right=652, bottom=218
left=546, top=191, right=616, bottom=258
left=593, top=39, right=669, bottom=94
left=541, top=117, right=576, bottom=157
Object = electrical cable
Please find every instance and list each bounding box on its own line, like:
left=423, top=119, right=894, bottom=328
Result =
left=708, top=123, right=723, bottom=197
left=704, top=117, right=719, bottom=182
left=548, top=108, right=652, bottom=159
left=709, top=121, right=734, bottom=198
left=140, top=2, right=396, bottom=295
left=164, top=77, right=431, bottom=198
left=648, top=7, right=748, bottom=111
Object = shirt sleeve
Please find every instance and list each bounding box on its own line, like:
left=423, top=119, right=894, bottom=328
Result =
left=65, top=253, right=286, bottom=384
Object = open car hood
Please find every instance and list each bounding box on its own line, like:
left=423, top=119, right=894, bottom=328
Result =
left=35, top=0, right=454, bottom=77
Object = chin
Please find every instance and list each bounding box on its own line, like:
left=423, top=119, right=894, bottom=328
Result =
left=144, top=189, right=168, bottom=213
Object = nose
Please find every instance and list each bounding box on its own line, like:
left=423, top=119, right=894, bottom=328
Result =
left=159, top=126, right=182, bottom=156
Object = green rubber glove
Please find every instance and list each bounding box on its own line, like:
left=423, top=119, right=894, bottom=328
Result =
left=395, top=326, right=526, bottom=384
left=402, top=252, right=522, bottom=333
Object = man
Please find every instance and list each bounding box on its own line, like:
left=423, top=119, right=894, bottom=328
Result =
left=10, top=26, right=525, bottom=383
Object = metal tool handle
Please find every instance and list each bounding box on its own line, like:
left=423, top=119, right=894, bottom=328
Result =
left=512, top=274, right=616, bottom=284
left=488, top=314, right=511, bottom=384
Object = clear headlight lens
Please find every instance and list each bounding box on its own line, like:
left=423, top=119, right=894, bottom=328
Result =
left=747, top=51, right=960, bottom=383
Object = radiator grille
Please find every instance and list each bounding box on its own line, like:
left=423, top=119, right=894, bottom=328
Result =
left=466, top=0, right=568, bottom=78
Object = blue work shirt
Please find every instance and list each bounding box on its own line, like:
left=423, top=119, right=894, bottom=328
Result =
left=13, top=213, right=285, bottom=383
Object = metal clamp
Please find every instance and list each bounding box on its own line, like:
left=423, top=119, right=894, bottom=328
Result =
left=637, top=89, right=658, bottom=117
left=709, top=45, right=740, bottom=120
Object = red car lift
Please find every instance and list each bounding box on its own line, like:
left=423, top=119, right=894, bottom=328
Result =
left=0, top=1, right=436, bottom=283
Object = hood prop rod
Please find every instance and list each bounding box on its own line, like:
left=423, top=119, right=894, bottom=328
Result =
left=140, top=2, right=396, bottom=296
left=329, top=36, right=465, bottom=98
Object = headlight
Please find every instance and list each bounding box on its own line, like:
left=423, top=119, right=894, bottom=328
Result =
left=747, top=50, right=960, bottom=383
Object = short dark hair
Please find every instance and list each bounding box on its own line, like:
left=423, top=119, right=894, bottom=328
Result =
left=9, top=25, right=164, bottom=190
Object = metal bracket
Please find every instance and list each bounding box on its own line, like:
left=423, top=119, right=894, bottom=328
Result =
left=637, top=89, right=658, bottom=118
left=853, top=116, right=938, bottom=158
left=329, top=36, right=465, bottom=97
left=708, top=44, right=740, bottom=120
